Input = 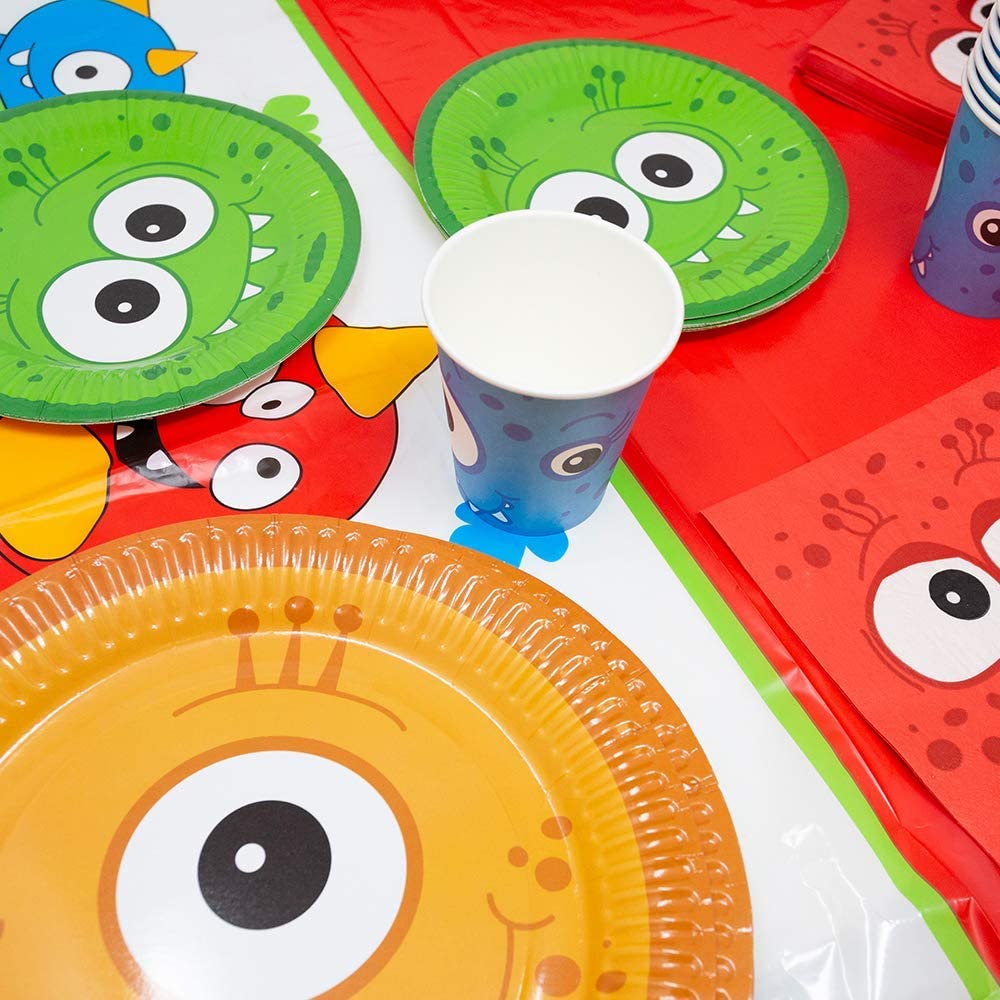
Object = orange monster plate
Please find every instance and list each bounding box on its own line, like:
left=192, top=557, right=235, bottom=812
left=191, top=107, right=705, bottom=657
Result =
left=0, top=516, right=751, bottom=999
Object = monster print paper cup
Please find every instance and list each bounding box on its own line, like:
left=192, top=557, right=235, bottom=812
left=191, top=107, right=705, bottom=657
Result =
left=423, top=210, right=683, bottom=535
left=911, top=93, right=1000, bottom=318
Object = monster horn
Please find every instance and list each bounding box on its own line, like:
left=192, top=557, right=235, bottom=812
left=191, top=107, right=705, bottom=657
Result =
left=147, top=48, right=197, bottom=76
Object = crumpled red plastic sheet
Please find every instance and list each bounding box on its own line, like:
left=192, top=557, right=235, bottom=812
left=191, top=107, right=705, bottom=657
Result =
left=300, top=0, right=1000, bottom=977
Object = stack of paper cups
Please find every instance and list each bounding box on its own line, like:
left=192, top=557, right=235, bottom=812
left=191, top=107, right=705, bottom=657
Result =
left=910, top=5, right=1000, bottom=317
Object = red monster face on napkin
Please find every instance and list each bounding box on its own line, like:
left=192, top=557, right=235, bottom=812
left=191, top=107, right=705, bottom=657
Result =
left=707, top=368, right=1000, bottom=862
left=0, top=321, right=435, bottom=587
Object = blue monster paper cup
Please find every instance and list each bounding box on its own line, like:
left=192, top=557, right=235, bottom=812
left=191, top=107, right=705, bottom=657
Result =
left=911, top=88, right=1000, bottom=318
left=423, top=210, right=684, bottom=536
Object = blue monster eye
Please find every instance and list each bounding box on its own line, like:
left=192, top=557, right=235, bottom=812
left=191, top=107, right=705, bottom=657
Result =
left=442, top=380, right=485, bottom=473
left=968, top=203, right=1000, bottom=250
left=543, top=441, right=605, bottom=479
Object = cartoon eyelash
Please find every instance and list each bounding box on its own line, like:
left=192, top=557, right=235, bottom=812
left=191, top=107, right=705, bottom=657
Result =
left=941, top=416, right=999, bottom=484
left=820, top=488, right=898, bottom=580
left=173, top=596, right=405, bottom=729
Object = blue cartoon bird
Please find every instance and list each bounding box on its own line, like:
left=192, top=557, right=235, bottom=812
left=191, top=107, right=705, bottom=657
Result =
left=0, top=0, right=195, bottom=109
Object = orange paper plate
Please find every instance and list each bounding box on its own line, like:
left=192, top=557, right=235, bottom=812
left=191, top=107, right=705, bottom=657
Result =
left=0, top=516, right=751, bottom=999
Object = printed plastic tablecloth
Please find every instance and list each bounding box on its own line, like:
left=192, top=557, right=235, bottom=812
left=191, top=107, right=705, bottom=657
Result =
left=0, top=0, right=995, bottom=997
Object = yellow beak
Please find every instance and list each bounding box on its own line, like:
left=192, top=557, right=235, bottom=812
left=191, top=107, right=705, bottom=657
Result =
left=314, top=325, right=437, bottom=418
left=0, top=420, right=110, bottom=561
left=108, top=0, right=150, bottom=13
left=147, top=48, right=197, bottom=77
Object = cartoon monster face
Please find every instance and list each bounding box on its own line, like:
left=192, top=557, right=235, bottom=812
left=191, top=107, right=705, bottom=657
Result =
left=416, top=39, right=847, bottom=326
left=0, top=521, right=684, bottom=997
left=707, top=368, right=1000, bottom=866
left=927, top=2, right=994, bottom=85
left=0, top=323, right=437, bottom=587
left=0, top=0, right=195, bottom=109
left=0, top=90, right=359, bottom=422
left=440, top=352, right=644, bottom=536
left=911, top=100, right=1000, bottom=317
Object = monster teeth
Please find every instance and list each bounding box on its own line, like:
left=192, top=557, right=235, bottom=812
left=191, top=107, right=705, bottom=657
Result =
left=916, top=259, right=926, bottom=276
left=737, top=199, right=760, bottom=216
left=717, top=225, right=743, bottom=240
left=211, top=318, right=238, bottom=335
left=145, top=449, right=172, bottom=472
left=686, top=250, right=710, bottom=264
left=249, top=214, right=272, bottom=232
left=468, top=501, right=480, bottom=513
left=492, top=510, right=510, bottom=524
left=250, top=246, right=276, bottom=262
left=240, top=282, right=263, bottom=300
left=8, top=50, right=29, bottom=67
left=115, top=424, right=134, bottom=440
left=20, top=73, right=32, bottom=89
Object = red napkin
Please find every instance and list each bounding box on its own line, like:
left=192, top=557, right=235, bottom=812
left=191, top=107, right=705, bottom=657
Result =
left=800, top=0, right=991, bottom=143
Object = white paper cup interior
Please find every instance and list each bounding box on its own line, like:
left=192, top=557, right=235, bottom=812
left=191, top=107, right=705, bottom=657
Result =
left=422, top=210, right=684, bottom=399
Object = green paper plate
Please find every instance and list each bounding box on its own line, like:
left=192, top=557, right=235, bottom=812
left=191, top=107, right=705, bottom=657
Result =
left=0, top=91, right=360, bottom=423
left=415, top=39, right=848, bottom=328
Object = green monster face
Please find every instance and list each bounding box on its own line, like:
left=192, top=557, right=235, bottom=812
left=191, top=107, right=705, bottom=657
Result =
left=0, top=91, right=359, bottom=422
left=415, top=40, right=847, bottom=327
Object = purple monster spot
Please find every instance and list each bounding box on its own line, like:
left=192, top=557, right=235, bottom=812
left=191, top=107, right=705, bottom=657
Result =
left=503, top=423, right=533, bottom=441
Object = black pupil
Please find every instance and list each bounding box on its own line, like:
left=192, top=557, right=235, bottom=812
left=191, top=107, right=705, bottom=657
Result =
left=574, top=196, right=629, bottom=229
left=929, top=568, right=991, bottom=620
left=126, top=203, right=186, bottom=243
left=982, top=4, right=994, bottom=19
left=641, top=152, right=694, bottom=189
left=197, top=800, right=331, bottom=930
left=76, top=65, right=98, bottom=80
left=561, top=446, right=603, bottom=474
left=94, top=279, right=159, bottom=324
left=959, top=35, right=977, bottom=55
left=261, top=398, right=282, bottom=411
left=257, top=457, right=281, bottom=479
left=979, top=217, right=1000, bottom=246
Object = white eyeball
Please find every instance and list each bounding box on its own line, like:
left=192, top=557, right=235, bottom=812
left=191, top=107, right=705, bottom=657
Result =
left=241, top=381, right=315, bottom=420
left=112, top=748, right=413, bottom=999
left=528, top=170, right=650, bottom=239
left=970, top=2, right=994, bottom=28
left=205, top=366, right=281, bottom=405
left=210, top=444, right=301, bottom=509
left=614, top=131, right=725, bottom=203
left=929, top=32, right=977, bottom=85
left=52, top=50, right=132, bottom=94
left=872, top=555, right=1000, bottom=682
left=93, top=176, right=216, bottom=259
left=442, top=380, right=482, bottom=470
left=41, top=259, right=188, bottom=363
left=547, top=442, right=605, bottom=477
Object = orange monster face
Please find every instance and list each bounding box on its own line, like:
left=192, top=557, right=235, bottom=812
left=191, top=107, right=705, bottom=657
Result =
left=0, top=518, right=747, bottom=998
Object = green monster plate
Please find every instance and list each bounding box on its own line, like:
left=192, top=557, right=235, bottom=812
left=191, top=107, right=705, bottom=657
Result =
left=415, top=39, right=848, bottom=328
left=0, top=91, right=360, bottom=423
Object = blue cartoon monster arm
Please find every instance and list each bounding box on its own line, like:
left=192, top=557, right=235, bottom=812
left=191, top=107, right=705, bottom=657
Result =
left=449, top=502, right=568, bottom=567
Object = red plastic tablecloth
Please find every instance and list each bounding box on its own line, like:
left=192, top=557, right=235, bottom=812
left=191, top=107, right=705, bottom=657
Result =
left=299, top=0, right=1000, bottom=975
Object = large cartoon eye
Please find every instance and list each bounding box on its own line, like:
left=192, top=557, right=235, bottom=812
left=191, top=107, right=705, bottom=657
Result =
left=92, top=177, right=216, bottom=259
left=52, top=50, right=132, bottom=94
left=929, top=32, right=978, bottom=85
left=614, top=132, right=725, bottom=203
left=872, top=555, right=1000, bottom=682
left=442, top=380, right=484, bottom=471
left=205, top=365, right=280, bottom=405
left=970, top=2, right=994, bottom=28
left=528, top=171, right=650, bottom=239
left=111, top=748, right=411, bottom=998
left=968, top=203, right=1000, bottom=249
left=241, top=381, right=315, bottom=420
left=211, top=444, right=301, bottom=509
left=544, top=442, right=605, bottom=478
left=41, top=259, right=187, bottom=363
